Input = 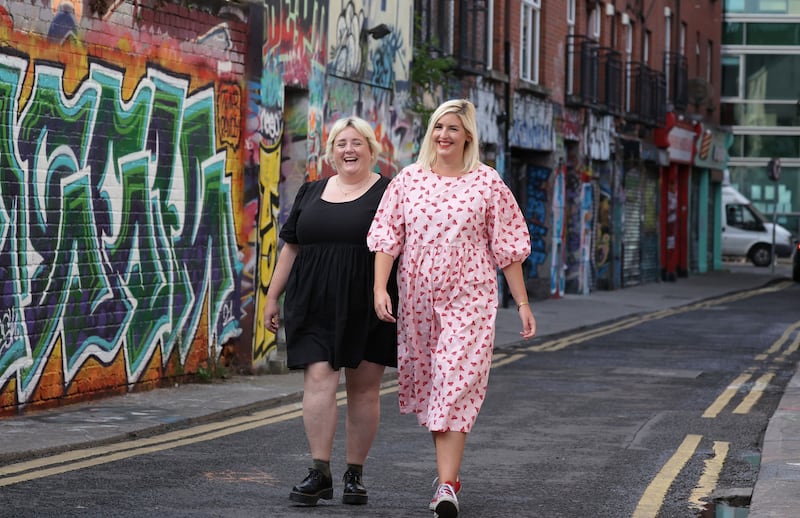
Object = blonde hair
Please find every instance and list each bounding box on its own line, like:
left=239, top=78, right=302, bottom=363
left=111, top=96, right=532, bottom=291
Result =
left=324, top=116, right=381, bottom=170
left=417, top=99, right=480, bottom=173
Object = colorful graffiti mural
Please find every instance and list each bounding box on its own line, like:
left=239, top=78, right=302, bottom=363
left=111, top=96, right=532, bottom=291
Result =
left=0, top=2, right=247, bottom=409
left=550, top=165, right=566, bottom=297
left=524, top=166, right=551, bottom=280
left=253, top=0, right=413, bottom=366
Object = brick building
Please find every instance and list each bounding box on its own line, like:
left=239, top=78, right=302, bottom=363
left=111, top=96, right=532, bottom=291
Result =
left=0, top=0, right=729, bottom=412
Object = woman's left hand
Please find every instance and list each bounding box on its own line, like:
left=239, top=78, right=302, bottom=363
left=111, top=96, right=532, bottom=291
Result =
left=518, top=306, right=537, bottom=339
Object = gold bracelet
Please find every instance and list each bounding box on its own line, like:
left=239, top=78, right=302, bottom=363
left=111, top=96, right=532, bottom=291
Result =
left=516, top=301, right=529, bottom=310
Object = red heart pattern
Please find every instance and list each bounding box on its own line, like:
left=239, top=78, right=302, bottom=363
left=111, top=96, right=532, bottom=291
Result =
left=367, top=164, right=530, bottom=432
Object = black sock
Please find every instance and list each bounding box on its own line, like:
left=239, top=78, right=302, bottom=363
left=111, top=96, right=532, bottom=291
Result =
left=346, top=463, right=363, bottom=475
left=312, top=459, right=331, bottom=479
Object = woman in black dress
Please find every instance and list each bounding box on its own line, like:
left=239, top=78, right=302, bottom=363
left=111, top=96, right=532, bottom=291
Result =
left=264, top=116, right=397, bottom=507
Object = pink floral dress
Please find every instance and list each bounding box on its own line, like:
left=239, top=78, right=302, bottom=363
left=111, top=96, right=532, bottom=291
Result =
left=367, top=163, right=530, bottom=432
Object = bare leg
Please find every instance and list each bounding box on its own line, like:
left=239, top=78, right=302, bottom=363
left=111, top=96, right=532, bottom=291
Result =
left=302, top=362, right=341, bottom=461
left=432, top=430, right=467, bottom=485
left=344, top=360, right=386, bottom=464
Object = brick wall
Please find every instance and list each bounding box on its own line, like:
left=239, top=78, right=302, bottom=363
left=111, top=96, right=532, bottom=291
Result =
left=0, top=0, right=250, bottom=413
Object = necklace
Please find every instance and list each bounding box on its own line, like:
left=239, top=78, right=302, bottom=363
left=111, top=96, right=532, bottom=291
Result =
left=336, top=175, right=371, bottom=196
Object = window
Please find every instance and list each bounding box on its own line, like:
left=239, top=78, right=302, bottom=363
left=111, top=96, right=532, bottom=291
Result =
left=723, top=22, right=744, bottom=45
left=747, top=22, right=800, bottom=45
left=520, top=0, right=541, bottom=83
left=721, top=55, right=741, bottom=98
left=746, top=54, right=800, bottom=100
left=625, top=19, right=633, bottom=111
left=415, top=0, right=453, bottom=56
left=644, top=30, right=651, bottom=65
left=680, top=22, right=687, bottom=55
left=566, top=0, right=576, bottom=94
left=456, top=0, right=491, bottom=72
left=707, top=41, right=713, bottom=83
left=725, top=0, right=797, bottom=14
left=588, top=6, right=600, bottom=38
left=726, top=203, right=765, bottom=230
left=486, top=0, right=494, bottom=70
left=665, top=12, right=672, bottom=99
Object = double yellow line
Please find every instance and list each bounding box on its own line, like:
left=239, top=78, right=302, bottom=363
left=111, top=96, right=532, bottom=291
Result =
left=633, top=317, right=800, bottom=517
left=0, top=380, right=399, bottom=487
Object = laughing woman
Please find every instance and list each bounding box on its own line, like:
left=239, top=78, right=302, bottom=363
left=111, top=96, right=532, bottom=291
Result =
left=264, top=116, right=397, bottom=507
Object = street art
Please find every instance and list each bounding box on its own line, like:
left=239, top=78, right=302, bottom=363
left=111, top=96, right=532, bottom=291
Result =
left=510, top=94, right=554, bottom=151
left=255, top=0, right=412, bottom=365
left=564, top=164, right=595, bottom=295
left=473, top=79, right=502, bottom=149
left=253, top=1, right=327, bottom=365
left=525, top=166, right=551, bottom=280
left=0, top=55, right=241, bottom=403
left=550, top=165, right=566, bottom=297
left=595, top=163, right=612, bottom=284
left=579, top=182, right=594, bottom=295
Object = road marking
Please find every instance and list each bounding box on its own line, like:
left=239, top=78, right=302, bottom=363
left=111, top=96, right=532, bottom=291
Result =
left=2, top=282, right=790, bottom=486
left=689, top=441, right=729, bottom=511
left=633, top=434, right=703, bottom=518
left=778, top=330, right=800, bottom=362
left=525, top=283, right=792, bottom=354
left=491, top=353, right=525, bottom=368
left=755, top=320, right=800, bottom=361
left=0, top=380, right=400, bottom=487
left=733, top=372, right=775, bottom=414
left=703, top=373, right=752, bottom=418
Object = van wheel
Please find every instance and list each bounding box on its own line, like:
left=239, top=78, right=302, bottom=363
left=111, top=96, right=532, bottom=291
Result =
left=749, top=244, right=772, bottom=267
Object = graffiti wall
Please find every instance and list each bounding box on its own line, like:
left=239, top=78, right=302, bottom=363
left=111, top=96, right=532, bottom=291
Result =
left=325, top=0, right=414, bottom=174
left=253, top=0, right=328, bottom=366
left=0, top=1, right=248, bottom=411
left=253, top=0, right=414, bottom=367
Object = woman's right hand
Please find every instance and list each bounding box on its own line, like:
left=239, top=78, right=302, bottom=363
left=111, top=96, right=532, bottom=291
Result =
left=373, top=289, right=396, bottom=323
left=264, top=299, right=280, bottom=333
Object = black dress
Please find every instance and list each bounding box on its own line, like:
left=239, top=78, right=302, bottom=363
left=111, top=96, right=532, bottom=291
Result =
left=279, top=175, right=398, bottom=370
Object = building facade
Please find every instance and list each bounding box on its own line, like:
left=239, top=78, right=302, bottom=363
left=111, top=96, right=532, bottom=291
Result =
left=417, top=1, right=728, bottom=295
left=721, top=0, right=800, bottom=237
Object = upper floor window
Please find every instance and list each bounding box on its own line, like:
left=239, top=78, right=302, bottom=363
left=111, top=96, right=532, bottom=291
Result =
left=456, top=0, right=492, bottom=72
left=724, top=21, right=800, bottom=46
left=725, top=0, right=800, bottom=14
left=521, top=0, right=542, bottom=83
left=625, top=19, right=633, bottom=111
left=588, top=6, right=601, bottom=38
left=415, top=0, right=453, bottom=57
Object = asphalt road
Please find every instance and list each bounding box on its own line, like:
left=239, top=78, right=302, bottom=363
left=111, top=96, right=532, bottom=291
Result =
left=2, top=280, right=798, bottom=518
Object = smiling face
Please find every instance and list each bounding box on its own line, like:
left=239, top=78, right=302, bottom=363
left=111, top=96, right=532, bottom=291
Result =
left=332, top=126, right=371, bottom=177
left=432, top=113, right=471, bottom=165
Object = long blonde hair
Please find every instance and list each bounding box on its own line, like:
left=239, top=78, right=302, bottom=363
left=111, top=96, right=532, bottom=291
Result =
left=324, top=116, right=381, bottom=170
left=417, top=99, right=480, bottom=173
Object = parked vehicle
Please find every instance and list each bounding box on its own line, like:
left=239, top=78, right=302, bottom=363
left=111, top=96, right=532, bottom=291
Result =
left=793, top=240, right=800, bottom=282
left=721, top=185, right=794, bottom=267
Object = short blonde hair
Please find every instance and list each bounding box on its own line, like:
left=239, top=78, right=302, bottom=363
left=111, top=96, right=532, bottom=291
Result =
left=417, top=99, right=480, bottom=173
left=325, top=116, right=381, bottom=170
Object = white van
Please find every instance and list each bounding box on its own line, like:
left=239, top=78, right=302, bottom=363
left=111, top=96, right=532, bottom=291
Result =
left=722, top=185, right=794, bottom=267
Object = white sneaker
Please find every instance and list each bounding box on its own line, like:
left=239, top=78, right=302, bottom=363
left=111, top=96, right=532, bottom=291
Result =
left=429, top=477, right=461, bottom=510
left=430, top=482, right=459, bottom=518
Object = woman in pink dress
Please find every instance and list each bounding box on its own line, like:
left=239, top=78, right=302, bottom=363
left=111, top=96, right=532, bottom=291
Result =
left=368, top=99, right=536, bottom=518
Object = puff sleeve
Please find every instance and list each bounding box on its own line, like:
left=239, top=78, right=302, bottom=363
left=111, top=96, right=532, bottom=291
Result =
left=486, top=172, right=531, bottom=268
left=367, top=173, right=406, bottom=258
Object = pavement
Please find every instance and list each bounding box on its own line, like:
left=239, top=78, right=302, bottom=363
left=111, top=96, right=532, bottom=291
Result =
left=1, top=265, right=798, bottom=516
